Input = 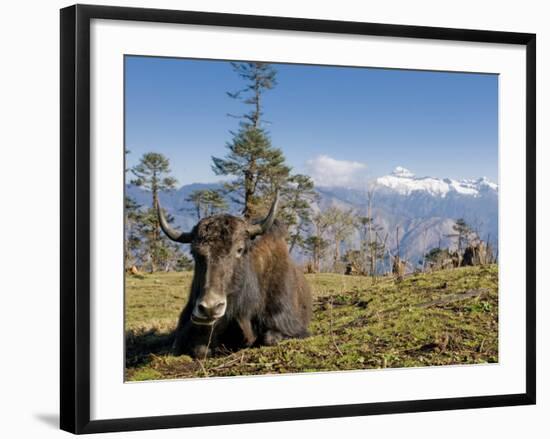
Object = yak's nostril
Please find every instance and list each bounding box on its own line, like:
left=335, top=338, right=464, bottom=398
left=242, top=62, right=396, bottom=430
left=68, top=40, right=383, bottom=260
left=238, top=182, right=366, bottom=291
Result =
left=213, top=301, right=226, bottom=313
left=197, top=303, right=208, bottom=315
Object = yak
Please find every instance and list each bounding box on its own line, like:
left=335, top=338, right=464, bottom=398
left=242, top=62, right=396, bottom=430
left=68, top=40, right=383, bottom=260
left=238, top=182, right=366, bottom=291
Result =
left=157, top=192, right=312, bottom=358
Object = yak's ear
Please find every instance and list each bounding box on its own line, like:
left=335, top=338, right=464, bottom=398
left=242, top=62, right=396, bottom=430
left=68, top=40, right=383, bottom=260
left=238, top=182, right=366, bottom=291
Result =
left=246, top=191, right=280, bottom=238
left=157, top=199, right=194, bottom=243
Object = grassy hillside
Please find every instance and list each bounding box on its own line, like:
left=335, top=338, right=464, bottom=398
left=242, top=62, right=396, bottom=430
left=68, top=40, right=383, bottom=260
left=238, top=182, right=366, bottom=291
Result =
left=125, top=265, right=498, bottom=381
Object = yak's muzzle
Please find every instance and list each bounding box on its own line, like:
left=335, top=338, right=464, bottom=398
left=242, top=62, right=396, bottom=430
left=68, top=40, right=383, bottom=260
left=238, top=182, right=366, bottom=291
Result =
left=191, top=295, right=227, bottom=325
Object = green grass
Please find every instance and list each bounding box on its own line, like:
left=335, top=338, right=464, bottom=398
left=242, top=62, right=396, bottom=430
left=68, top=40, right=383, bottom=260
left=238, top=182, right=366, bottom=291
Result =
left=125, top=265, right=498, bottom=381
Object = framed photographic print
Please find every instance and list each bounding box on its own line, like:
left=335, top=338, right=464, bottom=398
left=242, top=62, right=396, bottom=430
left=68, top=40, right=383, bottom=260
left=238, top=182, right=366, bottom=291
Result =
left=60, top=4, right=536, bottom=434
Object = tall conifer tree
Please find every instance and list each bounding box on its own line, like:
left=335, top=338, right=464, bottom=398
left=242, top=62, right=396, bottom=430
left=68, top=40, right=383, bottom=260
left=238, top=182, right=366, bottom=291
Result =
left=131, top=152, right=177, bottom=271
left=212, top=62, right=290, bottom=219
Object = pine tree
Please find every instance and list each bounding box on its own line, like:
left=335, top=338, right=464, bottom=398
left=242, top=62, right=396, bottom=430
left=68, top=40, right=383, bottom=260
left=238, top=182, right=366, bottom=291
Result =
left=302, top=236, right=329, bottom=273
left=324, top=207, right=356, bottom=272
left=446, top=218, right=474, bottom=253
left=131, top=152, right=178, bottom=272
left=281, top=174, right=317, bottom=253
left=186, top=189, right=228, bottom=220
left=131, top=152, right=177, bottom=209
left=124, top=149, right=143, bottom=271
left=356, top=216, right=386, bottom=276
left=304, top=212, right=333, bottom=272
left=310, top=207, right=355, bottom=272
left=125, top=196, right=144, bottom=271
left=212, top=62, right=290, bottom=219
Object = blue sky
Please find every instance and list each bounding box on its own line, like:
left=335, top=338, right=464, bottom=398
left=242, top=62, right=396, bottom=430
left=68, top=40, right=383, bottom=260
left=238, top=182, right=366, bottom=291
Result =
left=125, top=56, right=498, bottom=187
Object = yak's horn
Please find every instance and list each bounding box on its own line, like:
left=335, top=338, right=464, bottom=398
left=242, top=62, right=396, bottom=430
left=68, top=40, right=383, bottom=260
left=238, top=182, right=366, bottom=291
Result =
left=157, top=199, right=193, bottom=243
left=247, top=190, right=280, bottom=238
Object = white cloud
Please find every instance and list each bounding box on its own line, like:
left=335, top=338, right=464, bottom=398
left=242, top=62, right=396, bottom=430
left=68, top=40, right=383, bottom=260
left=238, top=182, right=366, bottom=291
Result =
left=305, top=155, right=368, bottom=188
left=391, top=166, right=415, bottom=178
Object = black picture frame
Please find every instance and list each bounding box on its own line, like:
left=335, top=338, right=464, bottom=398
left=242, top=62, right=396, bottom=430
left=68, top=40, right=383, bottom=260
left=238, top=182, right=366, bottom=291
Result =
left=60, top=4, right=536, bottom=434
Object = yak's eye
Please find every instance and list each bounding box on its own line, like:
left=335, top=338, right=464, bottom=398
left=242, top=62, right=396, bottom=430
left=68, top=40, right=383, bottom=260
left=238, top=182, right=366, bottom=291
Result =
left=236, top=247, right=244, bottom=256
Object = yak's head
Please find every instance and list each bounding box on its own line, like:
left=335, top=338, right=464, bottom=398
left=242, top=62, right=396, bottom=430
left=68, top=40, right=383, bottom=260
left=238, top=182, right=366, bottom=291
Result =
left=157, top=192, right=279, bottom=326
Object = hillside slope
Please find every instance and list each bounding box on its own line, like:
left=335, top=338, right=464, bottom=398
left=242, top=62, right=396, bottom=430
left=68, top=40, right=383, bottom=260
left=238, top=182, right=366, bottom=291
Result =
left=125, top=265, right=498, bottom=381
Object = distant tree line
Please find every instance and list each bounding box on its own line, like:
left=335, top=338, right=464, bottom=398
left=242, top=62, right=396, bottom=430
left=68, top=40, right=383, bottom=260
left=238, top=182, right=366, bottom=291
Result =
left=302, top=185, right=496, bottom=277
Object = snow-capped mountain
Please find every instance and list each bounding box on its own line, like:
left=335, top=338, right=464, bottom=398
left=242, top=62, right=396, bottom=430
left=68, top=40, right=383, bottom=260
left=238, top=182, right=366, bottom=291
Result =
left=127, top=166, right=498, bottom=268
left=376, top=166, right=498, bottom=198
left=314, top=167, right=498, bottom=266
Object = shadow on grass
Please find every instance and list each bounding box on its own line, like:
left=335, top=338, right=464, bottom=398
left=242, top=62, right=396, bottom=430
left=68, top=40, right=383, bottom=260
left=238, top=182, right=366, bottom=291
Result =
left=125, top=328, right=175, bottom=369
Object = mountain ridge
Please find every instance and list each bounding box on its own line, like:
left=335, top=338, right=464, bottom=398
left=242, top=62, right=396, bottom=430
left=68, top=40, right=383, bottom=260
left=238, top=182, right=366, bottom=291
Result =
left=127, top=167, right=498, bottom=267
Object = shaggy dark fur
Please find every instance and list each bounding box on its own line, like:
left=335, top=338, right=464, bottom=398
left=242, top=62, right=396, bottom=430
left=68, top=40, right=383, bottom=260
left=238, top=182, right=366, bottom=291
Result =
left=171, top=217, right=312, bottom=358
